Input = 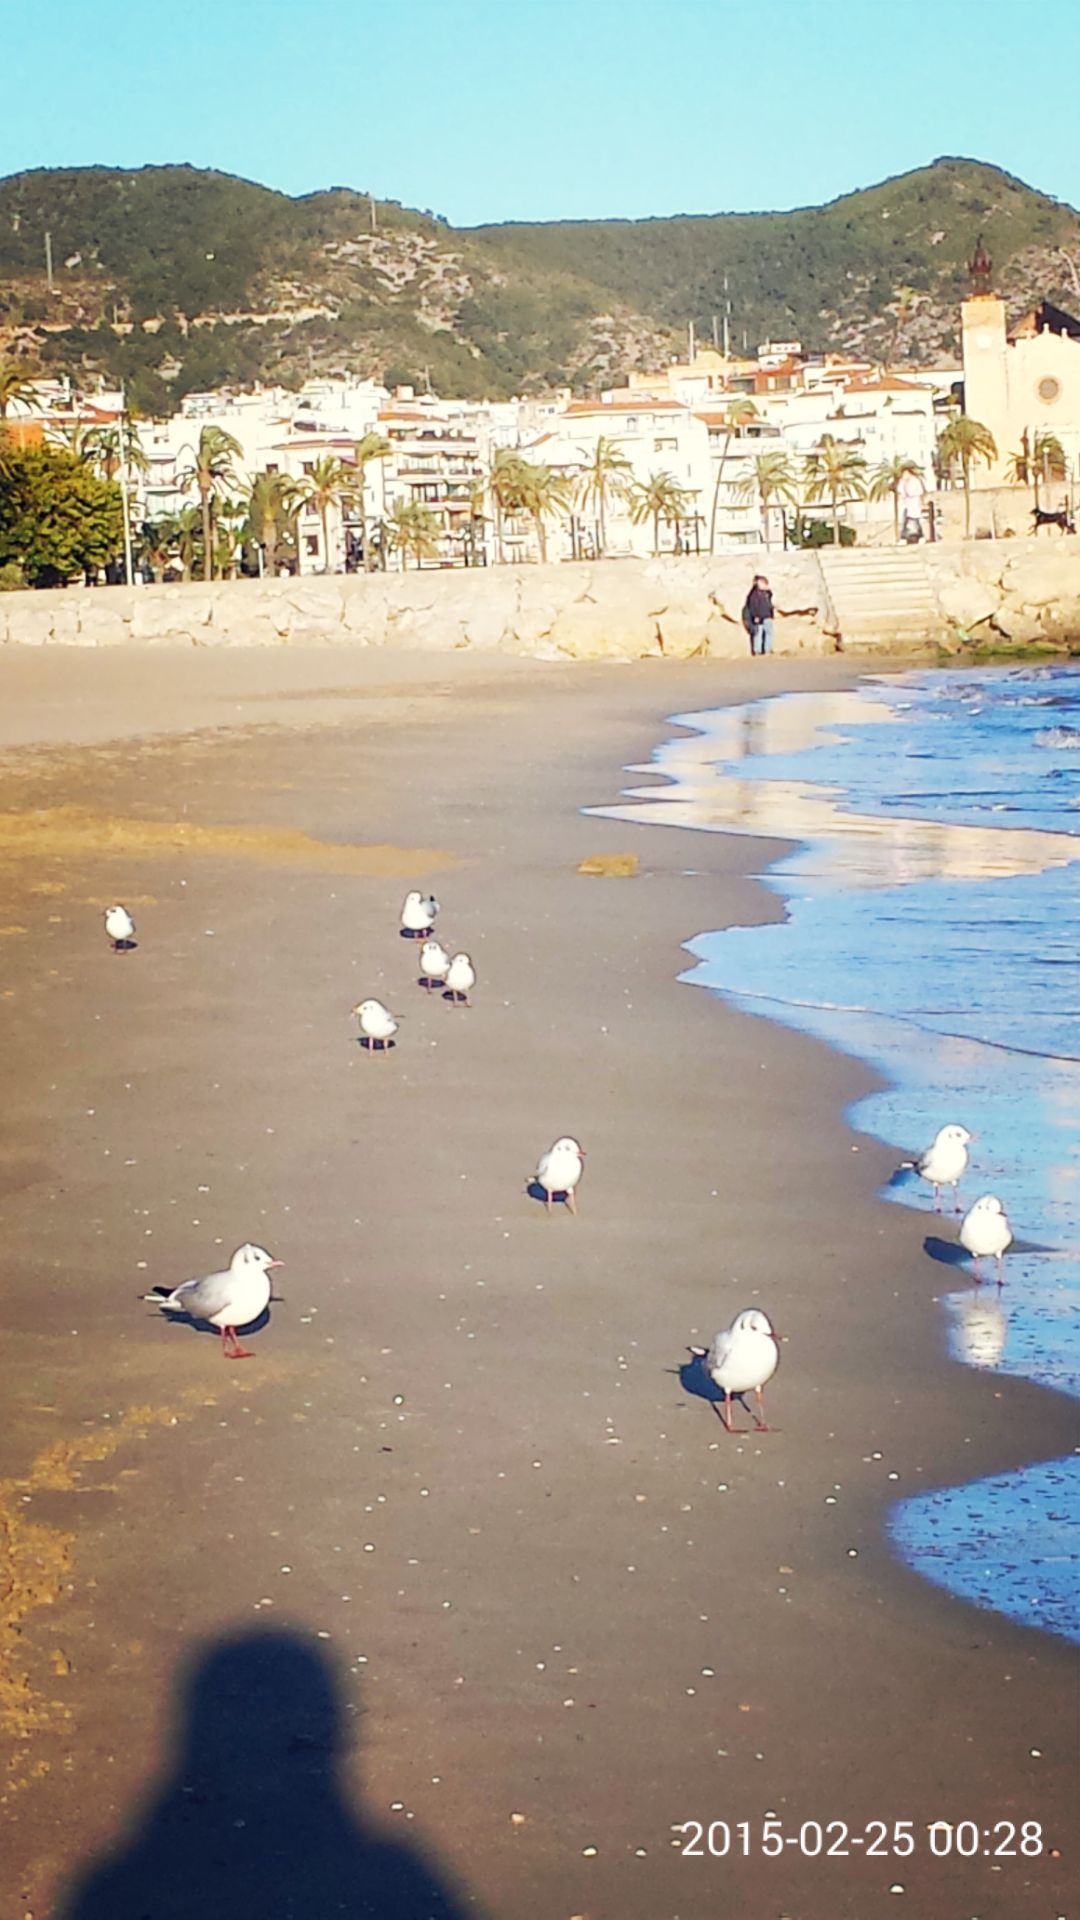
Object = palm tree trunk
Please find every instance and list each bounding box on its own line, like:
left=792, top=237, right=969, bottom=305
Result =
left=892, top=489, right=900, bottom=541
left=320, top=505, right=331, bottom=573
left=831, top=490, right=840, bottom=545
left=200, top=484, right=213, bottom=582
left=762, top=492, right=772, bottom=551
left=535, top=514, right=547, bottom=564
left=963, top=458, right=972, bottom=537
left=708, top=431, right=734, bottom=554
left=598, top=490, right=606, bottom=556
left=652, top=509, right=660, bottom=555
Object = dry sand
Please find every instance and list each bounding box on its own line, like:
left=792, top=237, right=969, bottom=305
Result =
left=0, top=647, right=1074, bottom=1920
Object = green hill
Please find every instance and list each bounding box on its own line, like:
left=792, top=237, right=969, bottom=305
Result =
left=1, top=157, right=1078, bottom=408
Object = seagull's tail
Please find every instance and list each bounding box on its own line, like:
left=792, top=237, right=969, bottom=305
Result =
left=898, top=1160, right=918, bottom=1171
left=143, top=1287, right=176, bottom=1308
left=687, top=1345, right=708, bottom=1358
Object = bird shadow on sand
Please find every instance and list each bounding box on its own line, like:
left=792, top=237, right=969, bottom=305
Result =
left=399, top=928, right=426, bottom=942
left=673, top=1354, right=752, bottom=1416
left=923, top=1234, right=969, bottom=1269
left=524, top=1180, right=574, bottom=1212
left=356, top=1036, right=397, bottom=1053
left=153, top=1302, right=273, bottom=1343
left=55, top=1629, right=483, bottom=1920
left=110, top=939, right=138, bottom=953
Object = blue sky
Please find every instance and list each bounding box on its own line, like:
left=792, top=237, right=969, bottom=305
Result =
left=3, top=0, right=1078, bottom=225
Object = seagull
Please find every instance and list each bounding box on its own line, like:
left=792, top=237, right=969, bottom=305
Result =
left=144, top=1242, right=281, bottom=1359
left=104, top=904, right=136, bottom=951
left=959, top=1193, right=1013, bottom=1285
left=530, top=1135, right=585, bottom=1215
left=901, top=1123, right=973, bottom=1212
left=401, top=890, right=439, bottom=939
left=444, top=951, right=476, bottom=1006
left=689, top=1307, right=780, bottom=1433
left=418, top=938, right=451, bottom=990
left=352, top=998, right=399, bottom=1050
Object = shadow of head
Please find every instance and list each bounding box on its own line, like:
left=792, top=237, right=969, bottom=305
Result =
left=57, top=1628, right=479, bottom=1920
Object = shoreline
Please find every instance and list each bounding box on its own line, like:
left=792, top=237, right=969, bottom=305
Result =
left=0, top=649, right=1075, bottom=1920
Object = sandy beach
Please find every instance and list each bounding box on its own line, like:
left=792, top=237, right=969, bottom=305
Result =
left=0, top=646, right=1074, bottom=1920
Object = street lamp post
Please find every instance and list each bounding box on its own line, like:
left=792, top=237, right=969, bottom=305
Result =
left=116, top=388, right=135, bottom=586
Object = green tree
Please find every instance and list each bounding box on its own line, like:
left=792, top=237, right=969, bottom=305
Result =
left=937, top=415, right=998, bottom=536
left=175, top=504, right=203, bottom=581
left=707, top=398, right=757, bottom=554
left=0, top=445, right=123, bottom=586
left=803, top=435, right=868, bottom=544
left=735, top=450, right=800, bottom=550
left=137, top=515, right=180, bottom=582
left=0, top=362, right=38, bottom=420
left=515, top=461, right=572, bottom=562
left=886, top=285, right=919, bottom=366
left=180, top=425, right=242, bottom=581
left=386, top=498, right=441, bottom=569
left=246, top=471, right=301, bottom=576
left=576, top=435, right=632, bottom=555
left=297, top=454, right=351, bottom=573
left=628, top=470, right=692, bottom=555
left=352, top=431, right=392, bottom=569
left=1006, top=429, right=1066, bottom=510
left=869, top=455, right=922, bottom=541
left=486, top=450, right=531, bottom=563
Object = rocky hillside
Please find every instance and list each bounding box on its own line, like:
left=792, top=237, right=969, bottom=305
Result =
left=1, top=157, right=1078, bottom=406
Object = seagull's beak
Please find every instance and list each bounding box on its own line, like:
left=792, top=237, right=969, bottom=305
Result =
left=268, top=1260, right=284, bottom=1270
left=578, top=1147, right=587, bottom=1157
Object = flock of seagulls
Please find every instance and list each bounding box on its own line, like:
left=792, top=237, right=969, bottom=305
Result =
left=904, top=1123, right=1014, bottom=1286
left=104, top=892, right=1015, bottom=1419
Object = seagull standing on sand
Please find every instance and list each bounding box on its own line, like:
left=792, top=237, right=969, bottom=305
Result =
left=531, top=1136, right=586, bottom=1215
left=902, top=1123, right=973, bottom=1212
left=959, top=1193, right=1013, bottom=1285
left=445, top=951, right=476, bottom=1006
left=401, top=890, right=439, bottom=939
left=353, top=998, right=399, bottom=1050
left=690, top=1307, right=780, bottom=1433
left=103, top=904, right=135, bottom=951
left=418, top=938, right=451, bottom=990
left=144, top=1242, right=281, bottom=1359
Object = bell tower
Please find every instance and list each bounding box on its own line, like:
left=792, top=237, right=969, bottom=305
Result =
left=960, top=237, right=1009, bottom=482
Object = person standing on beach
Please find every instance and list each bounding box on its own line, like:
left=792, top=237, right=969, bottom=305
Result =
left=742, top=574, right=775, bottom=655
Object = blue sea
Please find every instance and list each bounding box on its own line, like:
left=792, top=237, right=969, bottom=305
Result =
left=599, top=665, right=1080, bottom=1646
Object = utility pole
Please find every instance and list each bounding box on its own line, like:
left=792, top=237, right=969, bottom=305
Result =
left=370, top=195, right=377, bottom=233
left=722, top=274, right=730, bottom=359
left=711, top=314, right=718, bottom=350
left=44, top=229, right=54, bottom=293
left=688, top=319, right=695, bottom=363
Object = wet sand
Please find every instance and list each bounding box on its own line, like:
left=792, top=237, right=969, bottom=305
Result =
left=0, top=648, right=1075, bottom=1920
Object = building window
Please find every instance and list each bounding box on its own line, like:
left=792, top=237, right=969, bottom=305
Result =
left=304, top=535, right=319, bottom=556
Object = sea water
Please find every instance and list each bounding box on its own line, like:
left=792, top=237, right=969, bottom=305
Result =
left=597, top=665, right=1080, bottom=1646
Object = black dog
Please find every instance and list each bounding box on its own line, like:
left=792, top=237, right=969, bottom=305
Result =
left=1032, top=506, right=1076, bottom=534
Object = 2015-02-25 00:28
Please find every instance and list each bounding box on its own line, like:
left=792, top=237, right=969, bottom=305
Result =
left=678, top=1819, right=1044, bottom=1857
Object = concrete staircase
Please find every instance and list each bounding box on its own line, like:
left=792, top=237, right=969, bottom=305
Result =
left=817, top=547, right=945, bottom=646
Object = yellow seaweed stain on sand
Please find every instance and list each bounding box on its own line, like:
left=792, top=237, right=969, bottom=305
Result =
left=577, top=851, right=639, bottom=878
left=0, top=807, right=454, bottom=878
left=0, top=1394, right=206, bottom=1792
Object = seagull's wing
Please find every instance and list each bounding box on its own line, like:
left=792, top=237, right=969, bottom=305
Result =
left=168, top=1269, right=233, bottom=1319
left=534, top=1151, right=553, bottom=1184
left=708, top=1329, right=736, bottom=1374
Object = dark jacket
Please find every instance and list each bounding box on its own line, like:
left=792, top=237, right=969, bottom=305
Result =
left=742, top=585, right=774, bottom=628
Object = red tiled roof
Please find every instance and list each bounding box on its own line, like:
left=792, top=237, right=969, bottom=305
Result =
left=564, top=396, right=686, bottom=415
left=844, top=375, right=929, bottom=394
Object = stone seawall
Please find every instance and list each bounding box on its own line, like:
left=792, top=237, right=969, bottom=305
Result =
left=1, top=542, right=1078, bottom=655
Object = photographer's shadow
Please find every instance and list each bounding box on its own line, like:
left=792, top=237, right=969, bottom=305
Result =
left=58, top=1628, right=481, bottom=1920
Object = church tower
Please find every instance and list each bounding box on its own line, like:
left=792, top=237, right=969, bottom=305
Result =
left=960, top=239, right=1010, bottom=483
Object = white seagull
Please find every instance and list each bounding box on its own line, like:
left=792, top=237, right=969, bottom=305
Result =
left=444, top=951, right=476, bottom=1006
left=530, top=1135, right=586, bottom=1215
left=690, top=1307, right=780, bottom=1433
left=418, top=938, right=451, bottom=990
left=352, top=997, right=399, bottom=1050
left=959, top=1193, right=1013, bottom=1285
left=144, top=1242, right=282, bottom=1359
left=104, top=903, right=136, bottom=951
left=902, top=1123, right=973, bottom=1212
left=401, top=890, right=440, bottom=939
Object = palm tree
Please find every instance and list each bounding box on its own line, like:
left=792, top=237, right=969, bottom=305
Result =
left=516, top=462, right=572, bottom=563
left=937, top=415, right=998, bottom=536
left=180, top=426, right=242, bottom=581
left=487, top=449, right=531, bottom=562
left=707, top=398, right=758, bottom=553
left=803, top=435, right=869, bottom=544
left=137, top=516, right=180, bottom=583
left=175, top=505, right=203, bottom=583
left=247, top=471, right=301, bottom=577
left=628, top=470, right=692, bottom=555
left=297, top=454, right=352, bottom=573
left=1006, top=429, right=1066, bottom=511
left=869, top=455, right=923, bottom=541
left=386, top=498, right=441, bottom=569
left=576, top=435, right=632, bottom=555
left=0, top=362, right=37, bottom=420
left=351, top=431, right=392, bottom=568
left=736, top=451, right=800, bottom=550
